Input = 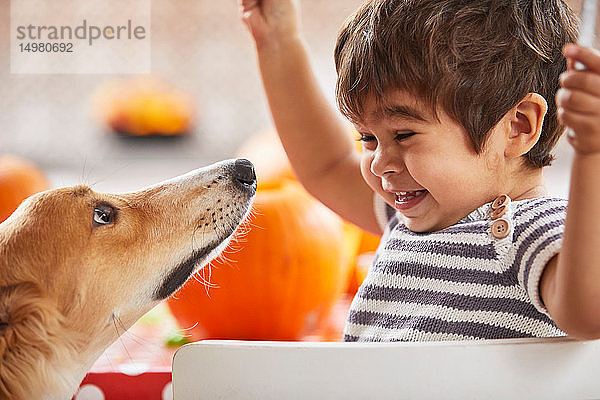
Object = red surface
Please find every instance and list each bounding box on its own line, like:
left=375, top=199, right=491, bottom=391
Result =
left=78, top=372, right=172, bottom=400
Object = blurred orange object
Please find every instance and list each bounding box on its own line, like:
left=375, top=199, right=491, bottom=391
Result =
left=167, top=180, right=354, bottom=341
left=0, top=155, right=50, bottom=223
left=236, top=129, right=296, bottom=189
left=92, top=76, right=195, bottom=136
left=346, top=232, right=381, bottom=294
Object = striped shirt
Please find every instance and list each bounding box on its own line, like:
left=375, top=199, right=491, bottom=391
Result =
left=344, top=196, right=567, bottom=342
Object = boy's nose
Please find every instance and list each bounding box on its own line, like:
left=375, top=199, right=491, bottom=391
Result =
left=370, top=147, right=403, bottom=177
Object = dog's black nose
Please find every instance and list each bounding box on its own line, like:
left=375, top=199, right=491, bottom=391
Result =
left=233, top=158, right=256, bottom=187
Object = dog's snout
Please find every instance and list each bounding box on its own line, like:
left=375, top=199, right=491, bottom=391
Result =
left=233, top=158, right=256, bottom=187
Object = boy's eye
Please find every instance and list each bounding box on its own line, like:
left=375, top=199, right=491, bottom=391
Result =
left=395, top=132, right=416, bottom=141
left=356, top=132, right=416, bottom=150
left=358, top=134, right=376, bottom=143
left=357, top=134, right=377, bottom=150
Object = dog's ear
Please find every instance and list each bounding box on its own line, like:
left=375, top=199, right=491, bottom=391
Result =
left=0, top=281, right=66, bottom=399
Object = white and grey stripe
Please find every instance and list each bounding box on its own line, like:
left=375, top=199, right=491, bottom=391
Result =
left=344, top=197, right=567, bottom=342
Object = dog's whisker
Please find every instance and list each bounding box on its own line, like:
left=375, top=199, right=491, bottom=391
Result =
left=118, top=338, right=135, bottom=364
left=119, top=329, right=152, bottom=348
left=192, top=269, right=217, bottom=289
left=243, top=221, right=263, bottom=232
left=200, top=262, right=219, bottom=297
left=204, top=264, right=213, bottom=296
left=241, top=209, right=263, bottom=231
left=88, top=161, right=134, bottom=189
left=215, top=252, right=237, bottom=267
left=176, top=321, right=199, bottom=335
left=222, top=243, right=246, bottom=254
left=110, top=313, right=122, bottom=336
left=231, top=225, right=251, bottom=239
left=222, top=236, right=246, bottom=252
left=191, top=225, right=202, bottom=253
left=79, top=157, right=90, bottom=186
left=113, top=315, right=152, bottom=348
left=235, top=230, right=251, bottom=241
left=203, top=264, right=217, bottom=288
left=247, top=206, right=262, bottom=218
left=112, top=315, right=158, bottom=362
left=111, top=314, right=136, bottom=363
left=231, top=231, right=250, bottom=242
left=100, top=350, right=117, bottom=372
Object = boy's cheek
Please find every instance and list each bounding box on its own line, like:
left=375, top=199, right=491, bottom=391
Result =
left=359, top=154, right=374, bottom=179
left=359, top=157, right=385, bottom=194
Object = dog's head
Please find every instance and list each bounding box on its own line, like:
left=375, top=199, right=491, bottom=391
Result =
left=0, top=159, right=255, bottom=398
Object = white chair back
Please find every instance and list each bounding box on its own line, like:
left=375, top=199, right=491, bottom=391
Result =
left=172, top=337, right=600, bottom=399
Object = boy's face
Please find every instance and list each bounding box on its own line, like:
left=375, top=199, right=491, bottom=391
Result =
left=355, top=91, right=508, bottom=232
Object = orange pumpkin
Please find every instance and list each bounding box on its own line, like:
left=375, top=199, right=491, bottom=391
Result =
left=346, top=231, right=382, bottom=294
left=235, top=129, right=296, bottom=190
left=0, top=155, right=50, bottom=223
left=167, top=180, right=354, bottom=340
left=92, top=77, right=195, bottom=136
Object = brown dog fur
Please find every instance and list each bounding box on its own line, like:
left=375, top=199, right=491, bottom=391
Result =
left=0, top=159, right=255, bottom=399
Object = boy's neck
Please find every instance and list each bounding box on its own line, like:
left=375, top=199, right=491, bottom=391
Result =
left=512, top=184, right=547, bottom=201
left=508, top=168, right=547, bottom=201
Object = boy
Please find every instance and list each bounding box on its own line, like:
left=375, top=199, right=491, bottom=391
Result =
left=240, top=0, right=600, bottom=341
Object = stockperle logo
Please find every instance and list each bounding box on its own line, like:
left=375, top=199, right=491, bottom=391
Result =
left=11, top=0, right=150, bottom=74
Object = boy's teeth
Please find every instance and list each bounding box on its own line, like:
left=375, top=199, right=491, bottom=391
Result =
left=396, top=190, right=427, bottom=201
left=398, top=190, right=424, bottom=195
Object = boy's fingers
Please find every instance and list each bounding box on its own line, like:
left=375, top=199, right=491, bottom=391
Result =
left=560, top=112, right=600, bottom=154
left=239, top=0, right=268, bottom=38
left=239, top=0, right=260, bottom=12
left=240, top=9, right=267, bottom=39
left=563, top=44, right=600, bottom=74
left=560, top=70, right=600, bottom=98
left=556, top=88, right=600, bottom=115
left=559, top=108, right=600, bottom=136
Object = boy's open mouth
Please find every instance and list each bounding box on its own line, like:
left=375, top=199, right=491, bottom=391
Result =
left=395, top=190, right=428, bottom=210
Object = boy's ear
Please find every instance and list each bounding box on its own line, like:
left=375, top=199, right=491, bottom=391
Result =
left=505, top=93, right=548, bottom=158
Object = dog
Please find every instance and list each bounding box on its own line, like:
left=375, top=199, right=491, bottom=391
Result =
left=0, top=158, right=256, bottom=400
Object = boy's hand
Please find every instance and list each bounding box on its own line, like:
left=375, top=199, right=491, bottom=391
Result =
left=557, top=44, right=600, bottom=154
left=239, top=0, right=301, bottom=47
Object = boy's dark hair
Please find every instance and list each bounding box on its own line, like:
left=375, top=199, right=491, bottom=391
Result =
left=334, top=0, right=578, bottom=168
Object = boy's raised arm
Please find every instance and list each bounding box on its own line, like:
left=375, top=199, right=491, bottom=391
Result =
left=240, top=0, right=382, bottom=234
left=541, top=44, right=600, bottom=339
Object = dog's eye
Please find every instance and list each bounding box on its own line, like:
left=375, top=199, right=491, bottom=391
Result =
left=93, top=206, right=114, bottom=226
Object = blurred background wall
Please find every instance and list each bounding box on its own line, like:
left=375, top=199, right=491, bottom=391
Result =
left=0, top=0, right=578, bottom=195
